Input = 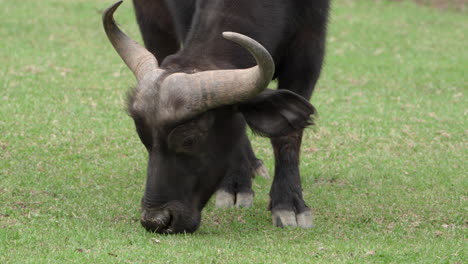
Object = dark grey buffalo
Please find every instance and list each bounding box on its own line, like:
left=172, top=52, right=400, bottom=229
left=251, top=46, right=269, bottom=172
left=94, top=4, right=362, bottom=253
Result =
left=102, top=0, right=329, bottom=234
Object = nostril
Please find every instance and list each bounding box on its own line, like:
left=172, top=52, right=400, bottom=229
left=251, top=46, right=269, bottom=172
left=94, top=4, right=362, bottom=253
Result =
left=140, top=209, right=171, bottom=233
left=154, top=211, right=170, bottom=226
left=140, top=202, right=201, bottom=234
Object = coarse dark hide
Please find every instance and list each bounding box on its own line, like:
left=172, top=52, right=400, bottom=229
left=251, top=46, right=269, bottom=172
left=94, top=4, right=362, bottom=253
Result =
left=102, top=0, right=329, bottom=234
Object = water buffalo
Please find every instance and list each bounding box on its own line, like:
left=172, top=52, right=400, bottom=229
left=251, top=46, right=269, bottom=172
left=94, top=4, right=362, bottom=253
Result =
left=102, top=0, right=329, bottom=234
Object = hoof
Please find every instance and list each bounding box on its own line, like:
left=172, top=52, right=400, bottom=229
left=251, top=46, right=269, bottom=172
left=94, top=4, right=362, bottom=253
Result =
left=215, top=190, right=235, bottom=208
left=272, top=209, right=313, bottom=228
left=235, top=192, right=254, bottom=208
left=215, top=190, right=254, bottom=208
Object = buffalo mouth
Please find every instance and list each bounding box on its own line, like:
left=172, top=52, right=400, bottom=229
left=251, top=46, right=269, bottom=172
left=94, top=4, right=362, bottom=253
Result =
left=140, top=202, right=200, bottom=234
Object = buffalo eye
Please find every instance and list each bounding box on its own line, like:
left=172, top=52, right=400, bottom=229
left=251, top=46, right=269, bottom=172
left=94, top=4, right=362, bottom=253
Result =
left=182, top=135, right=197, bottom=148
left=167, top=124, right=203, bottom=154
left=166, top=113, right=214, bottom=153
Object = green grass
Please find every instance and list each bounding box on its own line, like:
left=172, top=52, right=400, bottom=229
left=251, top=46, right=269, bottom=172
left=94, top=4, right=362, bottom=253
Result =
left=1, top=0, right=466, bottom=263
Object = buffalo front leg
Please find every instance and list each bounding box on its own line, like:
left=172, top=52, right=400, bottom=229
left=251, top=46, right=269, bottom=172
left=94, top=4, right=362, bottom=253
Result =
left=268, top=24, right=326, bottom=228
left=215, top=130, right=268, bottom=208
left=269, top=130, right=313, bottom=228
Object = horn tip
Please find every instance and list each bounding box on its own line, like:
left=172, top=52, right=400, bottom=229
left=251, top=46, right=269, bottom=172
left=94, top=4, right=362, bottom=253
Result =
left=102, top=1, right=123, bottom=21
left=222, top=31, right=239, bottom=40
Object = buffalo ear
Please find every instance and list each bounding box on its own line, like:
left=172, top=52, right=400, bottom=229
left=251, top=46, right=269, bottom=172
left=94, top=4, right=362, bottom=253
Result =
left=239, top=89, right=316, bottom=137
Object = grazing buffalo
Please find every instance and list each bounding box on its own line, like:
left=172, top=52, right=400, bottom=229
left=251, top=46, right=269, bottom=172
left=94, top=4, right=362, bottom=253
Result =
left=102, top=0, right=329, bottom=234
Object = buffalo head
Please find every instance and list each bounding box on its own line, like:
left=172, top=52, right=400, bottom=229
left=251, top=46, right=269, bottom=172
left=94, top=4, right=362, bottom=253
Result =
left=102, top=1, right=315, bottom=234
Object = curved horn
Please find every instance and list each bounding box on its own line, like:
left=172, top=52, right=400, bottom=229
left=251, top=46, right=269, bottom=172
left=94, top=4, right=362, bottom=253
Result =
left=160, top=32, right=275, bottom=121
left=102, top=1, right=159, bottom=81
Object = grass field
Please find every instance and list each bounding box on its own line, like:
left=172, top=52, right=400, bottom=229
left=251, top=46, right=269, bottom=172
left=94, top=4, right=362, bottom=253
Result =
left=1, top=0, right=466, bottom=263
